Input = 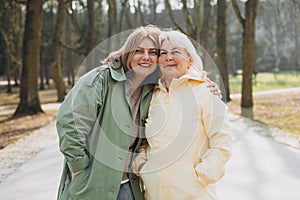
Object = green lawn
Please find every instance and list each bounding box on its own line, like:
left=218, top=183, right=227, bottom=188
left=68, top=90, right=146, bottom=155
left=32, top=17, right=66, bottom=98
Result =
left=229, top=72, right=300, bottom=94
left=228, top=71, right=300, bottom=135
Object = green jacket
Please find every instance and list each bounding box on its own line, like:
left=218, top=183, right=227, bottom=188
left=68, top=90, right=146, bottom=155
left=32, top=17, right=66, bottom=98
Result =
left=56, top=62, right=155, bottom=200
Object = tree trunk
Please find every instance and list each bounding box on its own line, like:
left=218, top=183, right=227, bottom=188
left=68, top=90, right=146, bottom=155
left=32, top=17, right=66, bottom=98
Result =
left=1, top=30, right=12, bottom=93
left=51, top=0, right=67, bottom=102
left=85, top=0, right=96, bottom=71
left=5, top=45, right=12, bottom=93
left=64, top=15, right=74, bottom=86
left=217, top=0, right=230, bottom=102
left=200, top=0, right=211, bottom=50
left=40, top=45, right=45, bottom=90
left=119, top=0, right=129, bottom=32
left=194, top=0, right=204, bottom=42
left=86, top=0, right=95, bottom=54
left=107, top=0, right=117, bottom=38
left=241, top=0, right=259, bottom=118
left=14, top=0, right=43, bottom=117
left=231, top=0, right=259, bottom=118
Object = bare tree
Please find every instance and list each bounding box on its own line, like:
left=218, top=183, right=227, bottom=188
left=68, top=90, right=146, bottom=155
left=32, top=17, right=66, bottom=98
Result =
left=107, top=0, right=117, bottom=37
left=292, top=0, right=300, bottom=69
left=164, top=0, right=205, bottom=42
left=14, top=0, right=43, bottom=117
left=0, top=29, right=12, bottom=93
left=67, top=0, right=96, bottom=55
left=0, top=1, right=23, bottom=92
left=231, top=0, right=260, bottom=118
left=118, top=0, right=129, bottom=32
left=217, top=0, right=230, bottom=102
left=51, top=0, right=67, bottom=102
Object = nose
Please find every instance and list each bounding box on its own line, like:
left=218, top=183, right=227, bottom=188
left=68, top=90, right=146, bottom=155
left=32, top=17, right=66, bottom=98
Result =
left=142, top=51, right=150, bottom=60
left=166, top=52, right=173, bottom=61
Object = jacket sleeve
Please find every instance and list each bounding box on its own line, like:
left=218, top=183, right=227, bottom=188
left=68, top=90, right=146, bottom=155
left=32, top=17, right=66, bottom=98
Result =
left=132, top=139, right=148, bottom=176
left=195, top=89, right=232, bottom=186
left=132, top=148, right=147, bottom=176
left=56, top=68, right=106, bottom=173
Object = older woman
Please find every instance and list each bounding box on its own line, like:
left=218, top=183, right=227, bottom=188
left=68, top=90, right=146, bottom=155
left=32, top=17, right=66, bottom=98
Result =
left=133, top=30, right=232, bottom=200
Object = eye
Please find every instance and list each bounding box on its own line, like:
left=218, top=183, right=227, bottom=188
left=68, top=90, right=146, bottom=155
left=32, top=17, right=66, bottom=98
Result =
left=173, top=50, right=182, bottom=55
left=159, top=51, right=167, bottom=56
left=135, top=49, right=143, bottom=54
left=149, top=50, right=158, bottom=55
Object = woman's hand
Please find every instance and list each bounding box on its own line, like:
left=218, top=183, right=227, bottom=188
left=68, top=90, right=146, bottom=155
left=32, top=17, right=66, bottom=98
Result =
left=205, top=78, right=222, bottom=99
left=138, top=162, right=146, bottom=172
left=71, top=169, right=84, bottom=180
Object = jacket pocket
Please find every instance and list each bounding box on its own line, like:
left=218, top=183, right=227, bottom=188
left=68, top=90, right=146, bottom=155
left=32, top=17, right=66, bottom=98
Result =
left=69, top=168, right=90, bottom=196
left=192, top=164, right=207, bottom=188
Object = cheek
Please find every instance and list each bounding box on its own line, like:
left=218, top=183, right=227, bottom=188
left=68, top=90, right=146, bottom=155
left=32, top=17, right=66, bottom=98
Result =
left=151, top=56, right=158, bottom=64
left=158, top=57, right=165, bottom=65
left=180, top=64, right=190, bottom=74
left=129, top=56, right=139, bottom=68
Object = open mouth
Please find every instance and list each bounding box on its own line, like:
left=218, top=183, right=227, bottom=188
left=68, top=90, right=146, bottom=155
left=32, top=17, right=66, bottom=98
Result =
left=139, top=63, right=152, bottom=68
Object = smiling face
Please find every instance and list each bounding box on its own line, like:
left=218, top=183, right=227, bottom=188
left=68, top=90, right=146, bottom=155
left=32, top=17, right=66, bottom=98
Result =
left=158, top=40, right=192, bottom=81
left=128, top=37, right=158, bottom=80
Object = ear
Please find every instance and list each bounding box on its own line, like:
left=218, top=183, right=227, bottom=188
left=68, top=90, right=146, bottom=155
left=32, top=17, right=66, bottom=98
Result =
left=188, top=59, right=193, bottom=68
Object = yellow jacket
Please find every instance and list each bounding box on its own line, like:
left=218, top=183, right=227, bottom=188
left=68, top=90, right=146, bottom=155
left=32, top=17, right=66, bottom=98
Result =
left=132, top=70, right=232, bottom=200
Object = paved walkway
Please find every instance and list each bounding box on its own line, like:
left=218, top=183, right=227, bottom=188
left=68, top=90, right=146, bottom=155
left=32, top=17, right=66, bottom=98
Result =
left=0, top=112, right=300, bottom=199
left=230, top=87, right=300, bottom=99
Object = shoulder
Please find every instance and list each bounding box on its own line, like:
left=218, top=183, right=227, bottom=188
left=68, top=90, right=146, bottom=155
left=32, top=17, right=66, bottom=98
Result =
left=190, top=81, right=226, bottom=107
left=78, top=64, right=110, bottom=87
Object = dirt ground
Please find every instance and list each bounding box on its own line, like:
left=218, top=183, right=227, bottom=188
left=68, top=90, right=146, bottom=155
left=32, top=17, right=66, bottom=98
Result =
left=227, top=91, right=300, bottom=135
left=0, top=111, right=57, bottom=149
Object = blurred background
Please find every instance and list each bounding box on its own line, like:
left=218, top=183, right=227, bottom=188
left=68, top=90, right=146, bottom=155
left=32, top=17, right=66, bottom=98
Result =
left=0, top=0, right=299, bottom=149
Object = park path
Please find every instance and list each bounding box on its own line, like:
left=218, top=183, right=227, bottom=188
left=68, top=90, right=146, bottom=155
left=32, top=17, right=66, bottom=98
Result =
left=0, top=90, right=300, bottom=199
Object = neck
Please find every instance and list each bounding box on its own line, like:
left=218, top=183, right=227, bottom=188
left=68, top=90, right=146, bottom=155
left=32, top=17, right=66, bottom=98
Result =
left=162, top=78, right=172, bottom=91
left=129, top=74, right=145, bottom=92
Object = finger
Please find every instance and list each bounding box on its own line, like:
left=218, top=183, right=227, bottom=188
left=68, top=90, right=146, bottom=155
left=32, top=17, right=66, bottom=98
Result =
left=205, top=78, right=212, bottom=83
left=206, top=82, right=215, bottom=89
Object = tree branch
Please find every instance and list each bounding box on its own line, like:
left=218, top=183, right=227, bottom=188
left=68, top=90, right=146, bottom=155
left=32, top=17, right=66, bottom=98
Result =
left=181, top=0, right=195, bottom=33
left=59, top=40, right=85, bottom=55
left=164, top=0, right=188, bottom=34
left=66, top=3, right=88, bottom=44
left=42, top=29, right=85, bottom=55
left=231, top=0, right=245, bottom=27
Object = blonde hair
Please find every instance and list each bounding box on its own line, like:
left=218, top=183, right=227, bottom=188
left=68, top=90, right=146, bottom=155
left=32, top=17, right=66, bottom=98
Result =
left=159, top=30, right=203, bottom=72
left=103, top=25, right=161, bottom=72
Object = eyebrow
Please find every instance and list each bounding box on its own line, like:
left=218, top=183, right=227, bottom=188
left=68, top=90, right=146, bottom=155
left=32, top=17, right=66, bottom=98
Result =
left=136, top=47, right=157, bottom=50
left=160, top=47, right=183, bottom=51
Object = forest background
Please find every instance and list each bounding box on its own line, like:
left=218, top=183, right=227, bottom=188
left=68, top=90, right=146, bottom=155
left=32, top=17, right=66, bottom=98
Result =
left=0, top=0, right=299, bottom=149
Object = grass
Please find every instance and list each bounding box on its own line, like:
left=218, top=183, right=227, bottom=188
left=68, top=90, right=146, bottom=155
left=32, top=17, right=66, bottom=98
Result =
left=228, top=71, right=300, bottom=135
left=229, top=72, right=300, bottom=94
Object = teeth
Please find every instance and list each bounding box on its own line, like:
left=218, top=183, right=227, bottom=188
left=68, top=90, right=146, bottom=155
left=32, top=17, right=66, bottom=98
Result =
left=139, top=63, right=151, bottom=67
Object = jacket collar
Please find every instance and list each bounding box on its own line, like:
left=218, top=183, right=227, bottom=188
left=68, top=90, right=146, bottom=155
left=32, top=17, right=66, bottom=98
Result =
left=108, top=61, right=127, bottom=82
left=180, top=67, right=206, bottom=81
left=157, top=66, right=206, bottom=91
